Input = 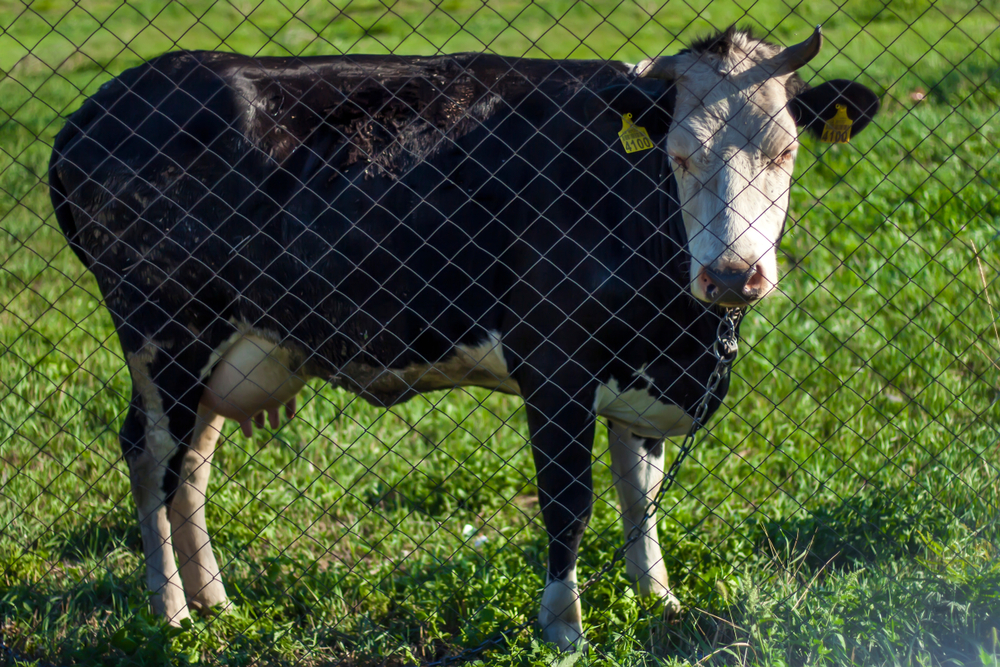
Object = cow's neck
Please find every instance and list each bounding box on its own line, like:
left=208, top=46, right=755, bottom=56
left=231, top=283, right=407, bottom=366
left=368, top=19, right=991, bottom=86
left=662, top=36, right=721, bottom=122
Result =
left=660, top=163, right=688, bottom=260
left=648, top=160, right=690, bottom=289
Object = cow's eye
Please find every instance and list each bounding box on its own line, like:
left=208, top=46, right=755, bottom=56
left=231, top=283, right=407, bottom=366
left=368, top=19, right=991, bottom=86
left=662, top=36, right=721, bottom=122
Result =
left=669, top=154, right=689, bottom=171
left=774, top=146, right=797, bottom=167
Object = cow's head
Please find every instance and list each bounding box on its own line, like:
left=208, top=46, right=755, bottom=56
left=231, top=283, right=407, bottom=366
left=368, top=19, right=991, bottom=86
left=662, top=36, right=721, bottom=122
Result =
left=634, top=27, right=879, bottom=307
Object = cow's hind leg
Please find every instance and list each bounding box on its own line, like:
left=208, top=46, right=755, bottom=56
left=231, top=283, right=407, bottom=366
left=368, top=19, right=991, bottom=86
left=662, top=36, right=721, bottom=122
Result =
left=169, top=403, right=228, bottom=613
left=122, top=345, right=207, bottom=625
left=607, top=420, right=680, bottom=612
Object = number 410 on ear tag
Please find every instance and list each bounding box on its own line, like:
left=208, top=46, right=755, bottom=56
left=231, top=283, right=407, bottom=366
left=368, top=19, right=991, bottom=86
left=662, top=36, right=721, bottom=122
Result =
left=821, top=104, right=853, bottom=144
left=619, top=113, right=654, bottom=153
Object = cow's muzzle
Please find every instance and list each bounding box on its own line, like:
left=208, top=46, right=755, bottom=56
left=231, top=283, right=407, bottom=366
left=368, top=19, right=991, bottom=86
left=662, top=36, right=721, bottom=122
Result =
left=698, top=264, right=767, bottom=307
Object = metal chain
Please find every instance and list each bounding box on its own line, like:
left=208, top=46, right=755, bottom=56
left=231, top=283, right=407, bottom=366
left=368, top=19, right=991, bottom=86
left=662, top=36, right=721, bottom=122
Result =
left=581, top=306, right=743, bottom=591
left=425, top=306, right=744, bottom=666
left=422, top=618, right=537, bottom=667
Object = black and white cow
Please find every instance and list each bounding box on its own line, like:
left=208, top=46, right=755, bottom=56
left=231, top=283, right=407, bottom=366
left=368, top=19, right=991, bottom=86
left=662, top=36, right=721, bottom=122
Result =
left=49, top=26, right=878, bottom=650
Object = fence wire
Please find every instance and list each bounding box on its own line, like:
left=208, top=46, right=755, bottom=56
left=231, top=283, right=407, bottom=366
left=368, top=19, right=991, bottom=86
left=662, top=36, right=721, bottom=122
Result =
left=1, top=1, right=999, bottom=666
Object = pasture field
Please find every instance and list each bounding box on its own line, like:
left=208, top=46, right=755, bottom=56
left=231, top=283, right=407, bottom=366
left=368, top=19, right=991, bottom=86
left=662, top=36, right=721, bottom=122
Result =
left=1, top=0, right=999, bottom=665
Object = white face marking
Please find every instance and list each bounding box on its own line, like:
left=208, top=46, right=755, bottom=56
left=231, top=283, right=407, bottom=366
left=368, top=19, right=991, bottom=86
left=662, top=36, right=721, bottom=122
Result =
left=594, top=377, right=692, bottom=439
left=661, top=35, right=800, bottom=303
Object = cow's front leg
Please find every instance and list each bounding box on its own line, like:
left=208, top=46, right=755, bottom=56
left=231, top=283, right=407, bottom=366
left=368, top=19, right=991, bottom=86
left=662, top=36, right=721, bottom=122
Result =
left=524, top=380, right=596, bottom=652
left=607, top=420, right=679, bottom=613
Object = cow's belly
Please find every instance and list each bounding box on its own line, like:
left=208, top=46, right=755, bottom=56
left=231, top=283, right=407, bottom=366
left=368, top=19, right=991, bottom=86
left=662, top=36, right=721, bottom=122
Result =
left=201, top=332, right=689, bottom=441
left=406, top=332, right=521, bottom=394
left=594, top=378, right=693, bottom=439
left=201, top=329, right=519, bottom=430
left=343, top=331, right=521, bottom=403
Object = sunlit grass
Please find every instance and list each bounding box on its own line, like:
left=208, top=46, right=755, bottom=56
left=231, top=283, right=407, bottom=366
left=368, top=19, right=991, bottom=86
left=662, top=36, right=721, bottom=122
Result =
left=1, top=1, right=999, bottom=665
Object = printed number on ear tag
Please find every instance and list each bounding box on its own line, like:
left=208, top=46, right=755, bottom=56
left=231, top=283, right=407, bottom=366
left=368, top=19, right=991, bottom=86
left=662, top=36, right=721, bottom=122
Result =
left=821, top=104, right=853, bottom=144
left=619, top=113, right=654, bottom=153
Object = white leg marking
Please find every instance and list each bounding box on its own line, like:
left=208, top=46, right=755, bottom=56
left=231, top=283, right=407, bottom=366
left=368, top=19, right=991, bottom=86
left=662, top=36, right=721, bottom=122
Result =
left=608, top=420, right=679, bottom=612
left=539, top=566, right=587, bottom=651
left=128, top=352, right=189, bottom=625
left=136, top=491, right=189, bottom=624
left=170, top=404, right=228, bottom=613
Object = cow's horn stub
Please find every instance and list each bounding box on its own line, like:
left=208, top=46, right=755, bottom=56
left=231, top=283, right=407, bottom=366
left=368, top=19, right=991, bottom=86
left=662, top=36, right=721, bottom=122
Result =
left=635, top=55, right=683, bottom=80
left=772, top=25, right=823, bottom=75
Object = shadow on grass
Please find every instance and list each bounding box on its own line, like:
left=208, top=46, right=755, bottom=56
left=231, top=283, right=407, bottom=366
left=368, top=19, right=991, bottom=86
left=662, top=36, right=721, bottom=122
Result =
left=4, top=487, right=996, bottom=666
left=0, top=538, right=551, bottom=667
left=48, top=517, right=142, bottom=564
left=640, top=488, right=1000, bottom=667
left=754, top=491, right=958, bottom=570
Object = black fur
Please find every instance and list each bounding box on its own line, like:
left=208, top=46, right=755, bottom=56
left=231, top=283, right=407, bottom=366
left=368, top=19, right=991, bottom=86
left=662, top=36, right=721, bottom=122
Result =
left=687, top=24, right=750, bottom=57
left=50, top=50, right=735, bottom=621
left=49, top=44, right=877, bottom=633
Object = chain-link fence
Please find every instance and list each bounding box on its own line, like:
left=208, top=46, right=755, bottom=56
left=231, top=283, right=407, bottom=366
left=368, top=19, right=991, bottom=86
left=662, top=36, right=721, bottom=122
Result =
left=2, top=1, right=999, bottom=665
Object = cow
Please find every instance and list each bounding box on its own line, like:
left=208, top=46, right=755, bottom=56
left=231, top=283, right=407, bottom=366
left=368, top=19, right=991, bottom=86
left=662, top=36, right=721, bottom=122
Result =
left=49, top=26, right=878, bottom=651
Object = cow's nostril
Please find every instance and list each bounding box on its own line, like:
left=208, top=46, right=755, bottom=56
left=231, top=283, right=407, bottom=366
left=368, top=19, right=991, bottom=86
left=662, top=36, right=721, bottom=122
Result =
left=704, top=264, right=762, bottom=306
left=742, top=268, right=766, bottom=301
left=699, top=269, right=719, bottom=299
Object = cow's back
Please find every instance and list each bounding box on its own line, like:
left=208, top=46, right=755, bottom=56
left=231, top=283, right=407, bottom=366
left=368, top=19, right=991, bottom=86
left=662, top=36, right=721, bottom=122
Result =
left=49, top=50, right=635, bottom=368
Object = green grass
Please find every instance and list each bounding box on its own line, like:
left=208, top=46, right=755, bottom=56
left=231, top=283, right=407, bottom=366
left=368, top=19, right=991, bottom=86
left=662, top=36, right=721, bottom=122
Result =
left=2, top=0, right=999, bottom=665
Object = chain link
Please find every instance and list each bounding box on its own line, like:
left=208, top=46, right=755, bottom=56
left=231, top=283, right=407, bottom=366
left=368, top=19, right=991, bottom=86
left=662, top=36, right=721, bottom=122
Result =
left=6, top=0, right=998, bottom=662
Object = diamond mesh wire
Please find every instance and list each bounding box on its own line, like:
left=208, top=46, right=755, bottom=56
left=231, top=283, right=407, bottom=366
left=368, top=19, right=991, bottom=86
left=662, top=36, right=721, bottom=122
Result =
left=1, top=1, right=999, bottom=666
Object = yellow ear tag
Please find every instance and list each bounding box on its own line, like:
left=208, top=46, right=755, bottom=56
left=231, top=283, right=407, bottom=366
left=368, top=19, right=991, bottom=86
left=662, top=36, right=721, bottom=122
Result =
left=821, top=104, right=853, bottom=144
left=618, top=113, right=654, bottom=153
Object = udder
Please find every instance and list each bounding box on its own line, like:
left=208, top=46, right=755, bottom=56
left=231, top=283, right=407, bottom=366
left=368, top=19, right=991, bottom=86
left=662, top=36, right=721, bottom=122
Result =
left=201, top=335, right=306, bottom=437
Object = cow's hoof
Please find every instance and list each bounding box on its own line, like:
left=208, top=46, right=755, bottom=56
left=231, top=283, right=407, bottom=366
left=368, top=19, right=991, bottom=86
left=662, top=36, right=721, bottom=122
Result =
left=659, top=590, right=682, bottom=619
left=153, top=587, right=192, bottom=627
left=637, top=574, right=671, bottom=599
left=163, top=605, right=192, bottom=628
left=188, top=597, right=230, bottom=617
left=541, top=618, right=589, bottom=652
left=629, top=558, right=672, bottom=596
left=540, top=573, right=586, bottom=651
left=636, top=577, right=681, bottom=619
left=186, top=580, right=229, bottom=615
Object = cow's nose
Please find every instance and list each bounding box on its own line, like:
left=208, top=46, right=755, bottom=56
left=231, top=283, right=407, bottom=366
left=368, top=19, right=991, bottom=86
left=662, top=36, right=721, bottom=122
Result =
left=701, top=264, right=766, bottom=306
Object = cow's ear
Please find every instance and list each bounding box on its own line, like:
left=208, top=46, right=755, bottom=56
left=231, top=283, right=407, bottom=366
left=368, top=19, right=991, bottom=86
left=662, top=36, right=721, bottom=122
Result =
left=586, top=80, right=675, bottom=136
left=788, top=79, right=880, bottom=140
